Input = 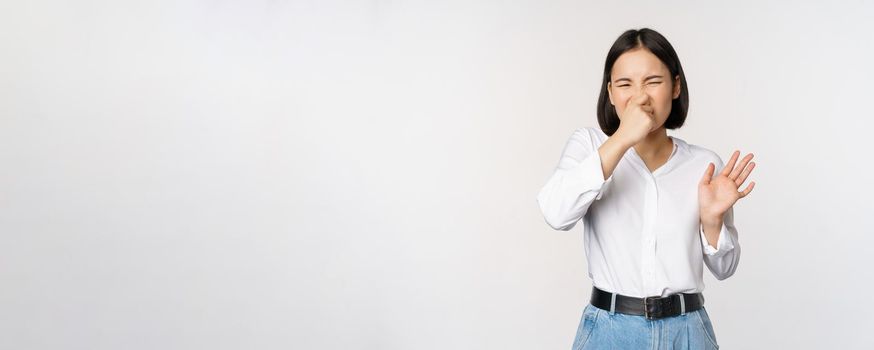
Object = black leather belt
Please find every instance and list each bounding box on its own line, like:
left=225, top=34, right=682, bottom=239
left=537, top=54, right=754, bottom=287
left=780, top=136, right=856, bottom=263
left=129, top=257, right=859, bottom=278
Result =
left=590, top=286, right=704, bottom=320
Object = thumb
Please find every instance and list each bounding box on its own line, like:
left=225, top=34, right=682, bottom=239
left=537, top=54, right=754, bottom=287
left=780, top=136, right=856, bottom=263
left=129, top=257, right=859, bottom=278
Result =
left=699, top=162, right=715, bottom=186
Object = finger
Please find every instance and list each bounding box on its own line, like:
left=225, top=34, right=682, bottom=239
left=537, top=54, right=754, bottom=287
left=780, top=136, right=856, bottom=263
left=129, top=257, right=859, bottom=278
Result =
left=735, top=161, right=756, bottom=187
left=699, top=162, right=715, bottom=186
left=729, top=153, right=754, bottom=180
left=720, top=150, right=740, bottom=177
left=739, top=181, right=755, bottom=198
left=640, top=105, right=655, bottom=118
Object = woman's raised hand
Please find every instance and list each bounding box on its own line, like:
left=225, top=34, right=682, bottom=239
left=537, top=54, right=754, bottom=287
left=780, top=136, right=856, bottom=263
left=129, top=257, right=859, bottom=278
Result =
left=698, top=150, right=756, bottom=221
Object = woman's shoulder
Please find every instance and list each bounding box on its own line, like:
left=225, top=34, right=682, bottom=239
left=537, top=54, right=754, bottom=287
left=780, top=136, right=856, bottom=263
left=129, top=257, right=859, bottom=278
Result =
left=570, top=126, right=609, bottom=146
left=552, top=127, right=607, bottom=159
left=679, top=138, right=725, bottom=166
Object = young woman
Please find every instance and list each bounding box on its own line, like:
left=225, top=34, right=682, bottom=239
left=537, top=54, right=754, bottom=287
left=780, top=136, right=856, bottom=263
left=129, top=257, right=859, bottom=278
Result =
left=537, top=28, right=756, bottom=349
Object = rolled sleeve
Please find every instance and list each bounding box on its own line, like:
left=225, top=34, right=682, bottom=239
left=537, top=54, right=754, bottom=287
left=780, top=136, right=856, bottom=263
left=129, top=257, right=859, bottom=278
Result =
left=700, top=207, right=742, bottom=280
left=700, top=223, right=734, bottom=258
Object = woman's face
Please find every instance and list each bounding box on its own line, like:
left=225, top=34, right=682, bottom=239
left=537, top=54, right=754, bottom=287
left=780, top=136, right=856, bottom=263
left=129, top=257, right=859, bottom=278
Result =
left=607, top=48, right=681, bottom=130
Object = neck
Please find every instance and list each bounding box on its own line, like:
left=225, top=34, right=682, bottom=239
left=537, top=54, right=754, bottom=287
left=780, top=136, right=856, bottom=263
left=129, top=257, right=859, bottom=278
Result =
left=633, top=127, right=672, bottom=159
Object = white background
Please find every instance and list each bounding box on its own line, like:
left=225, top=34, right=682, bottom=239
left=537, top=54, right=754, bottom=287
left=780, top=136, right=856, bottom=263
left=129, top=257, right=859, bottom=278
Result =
left=2, top=1, right=873, bottom=349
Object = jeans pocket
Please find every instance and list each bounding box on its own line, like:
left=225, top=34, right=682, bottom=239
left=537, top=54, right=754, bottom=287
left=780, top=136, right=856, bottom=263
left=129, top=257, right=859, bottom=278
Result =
left=695, top=307, right=720, bottom=349
left=572, top=304, right=600, bottom=350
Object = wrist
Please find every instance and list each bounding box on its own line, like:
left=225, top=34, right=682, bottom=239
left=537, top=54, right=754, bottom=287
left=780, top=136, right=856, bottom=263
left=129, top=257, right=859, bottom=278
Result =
left=609, top=131, right=636, bottom=149
left=700, top=213, right=724, bottom=227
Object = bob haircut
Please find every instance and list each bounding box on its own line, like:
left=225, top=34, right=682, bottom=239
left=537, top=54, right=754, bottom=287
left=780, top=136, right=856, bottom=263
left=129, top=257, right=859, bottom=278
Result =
left=596, top=28, right=689, bottom=136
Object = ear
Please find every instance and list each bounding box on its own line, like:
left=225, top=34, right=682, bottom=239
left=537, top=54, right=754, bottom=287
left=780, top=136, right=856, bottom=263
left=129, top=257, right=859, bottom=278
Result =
left=672, top=75, right=681, bottom=99
left=607, top=81, right=614, bottom=106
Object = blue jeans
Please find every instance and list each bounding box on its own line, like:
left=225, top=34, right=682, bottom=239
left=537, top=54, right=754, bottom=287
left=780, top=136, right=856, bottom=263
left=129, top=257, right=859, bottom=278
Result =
left=572, top=303, right=720, bottom=349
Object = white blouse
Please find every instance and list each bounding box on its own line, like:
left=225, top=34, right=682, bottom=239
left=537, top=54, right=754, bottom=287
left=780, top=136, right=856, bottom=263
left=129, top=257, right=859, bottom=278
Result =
left=537, top=127, right=741, bottom=298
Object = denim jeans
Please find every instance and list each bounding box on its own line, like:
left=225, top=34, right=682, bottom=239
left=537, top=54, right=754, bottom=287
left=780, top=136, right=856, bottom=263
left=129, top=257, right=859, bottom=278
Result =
left=572, top=303, right=720, bottom=349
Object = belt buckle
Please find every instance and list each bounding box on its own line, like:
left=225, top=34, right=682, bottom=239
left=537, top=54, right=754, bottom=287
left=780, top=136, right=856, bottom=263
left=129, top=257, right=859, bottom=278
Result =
left=643, top=296, right=657, bottom=320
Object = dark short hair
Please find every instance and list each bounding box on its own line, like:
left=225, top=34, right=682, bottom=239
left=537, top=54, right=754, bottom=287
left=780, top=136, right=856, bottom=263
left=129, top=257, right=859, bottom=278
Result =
left=596, top=28, right=689, bottom=136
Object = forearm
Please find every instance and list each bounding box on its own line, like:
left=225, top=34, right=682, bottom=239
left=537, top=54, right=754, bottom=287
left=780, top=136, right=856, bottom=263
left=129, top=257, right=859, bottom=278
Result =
left=597, top=134, right=633, bottom=181
left=700, top=207, right=740, bottom=280
left=700, top=214, right=725, bottom=248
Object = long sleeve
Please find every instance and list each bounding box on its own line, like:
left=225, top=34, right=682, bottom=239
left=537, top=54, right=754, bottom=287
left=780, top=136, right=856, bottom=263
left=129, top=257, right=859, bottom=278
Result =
left=537, top=129, right=615, bottom=231
left=700, top=205, right=741, bottom=280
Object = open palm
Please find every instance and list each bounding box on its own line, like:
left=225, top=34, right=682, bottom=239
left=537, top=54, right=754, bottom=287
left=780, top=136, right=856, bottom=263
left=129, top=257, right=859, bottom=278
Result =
left=698, top=150, right=756, bottom=220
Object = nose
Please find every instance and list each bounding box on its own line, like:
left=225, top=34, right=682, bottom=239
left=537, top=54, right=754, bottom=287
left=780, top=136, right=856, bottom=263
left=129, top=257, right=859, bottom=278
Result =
left=634, top=89, right=651, bottom=104
left=637, top=85, right=650, bottom=96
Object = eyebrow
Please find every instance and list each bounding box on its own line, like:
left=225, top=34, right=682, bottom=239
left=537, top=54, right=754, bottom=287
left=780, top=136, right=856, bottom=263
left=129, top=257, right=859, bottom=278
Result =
left=614, top=75, right=664, bottom=83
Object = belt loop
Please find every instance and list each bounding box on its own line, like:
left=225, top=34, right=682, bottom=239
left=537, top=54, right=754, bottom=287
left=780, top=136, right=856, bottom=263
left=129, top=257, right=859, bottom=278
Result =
left=679, top=294, right=686, bottom=316
left=609, top=292, right=617, bottom=315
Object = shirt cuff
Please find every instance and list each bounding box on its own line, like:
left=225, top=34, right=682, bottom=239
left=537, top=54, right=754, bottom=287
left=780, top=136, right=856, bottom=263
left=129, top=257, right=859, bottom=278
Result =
left=700, top=222, right=734, bottom=257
